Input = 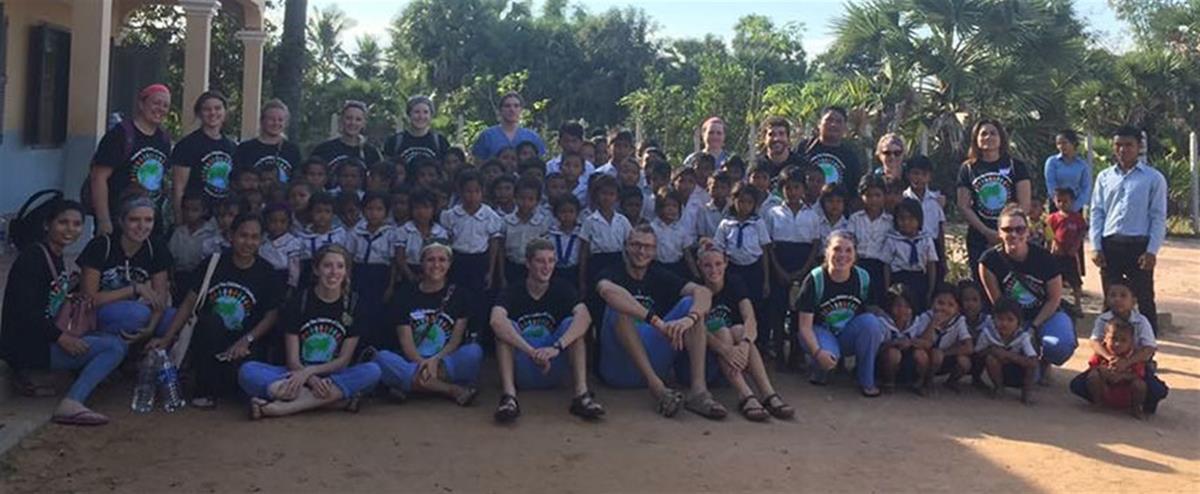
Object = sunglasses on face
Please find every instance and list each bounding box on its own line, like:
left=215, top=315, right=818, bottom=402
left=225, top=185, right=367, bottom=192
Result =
left=881, top=150, right=904, bottom=157
left=1000, top=225, right=1028, bottom=234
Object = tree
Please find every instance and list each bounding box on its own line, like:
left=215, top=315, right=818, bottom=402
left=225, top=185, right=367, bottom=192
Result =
left=275, top=0, right=308, bottom=138
left=352, top=35, right=384, bottom=81
left=307, top=4, right=354, bottom=83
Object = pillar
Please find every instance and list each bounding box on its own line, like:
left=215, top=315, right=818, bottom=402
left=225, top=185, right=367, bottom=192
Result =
left=64, top=0, right=114, bottom=200
left=236, top=29, right=268, bottom=139
left=180, top=0, right=221, bottom=134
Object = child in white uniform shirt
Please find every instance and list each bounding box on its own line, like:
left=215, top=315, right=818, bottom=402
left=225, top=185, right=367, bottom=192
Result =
left=974, top=299, right=1038, bottom=404
left=261, top=203, right=303, bottom=290
left=395, top=189, right=449, bottom=285
left=714, top=184, right=772, bottom=314
left=298, top=192, right=349, bottom=287
left=649, top=189, right=696, bottom=280
left=905, top=285, right=972, bottom=394
left=546, top=194, right=586, bottom=295
left=348, top=192, right=400, bottom=348
left=848, top=175, right=893, bottom=304
left=440, top=172, right=503, bottom=294
left=885, top=198, right=938, bottom=313
left=501, top=179, right=551, bottom=284
left=580, top=175, right=633, bottom=285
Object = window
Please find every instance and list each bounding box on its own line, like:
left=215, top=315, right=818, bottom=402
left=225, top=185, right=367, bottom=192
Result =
left=25, top=24, right=70, bottom=148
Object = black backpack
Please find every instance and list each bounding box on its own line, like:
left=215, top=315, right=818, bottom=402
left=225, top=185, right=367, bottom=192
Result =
left=79, top=118, right=171, bottom=215
left=9, top=189, right=64, bottom=250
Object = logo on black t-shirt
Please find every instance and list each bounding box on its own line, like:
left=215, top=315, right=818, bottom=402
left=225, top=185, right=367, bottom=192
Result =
left=400, top=146, right=437, bottom=167
left=819, top=295, right=862, bottom=332
left=129, top=146, right=168, bottom=198
left=706, top=303, right=734, bottom=333
left=101, top=265, right=149, bottom=291
left=45, top=271, right=74, bottom=319
left=411, top=308, right=455, bottom=358
left=207, top=281, right=257, bottom=331
left=517, top=312, right=557, bottom=340
left=1002, top=273, right=1043, bottom=310
left=808, top=152, right=846, bottom=185
left=254, top=155, right=293, bottom=183
left=971, top=171, right=1014, bottom=221
left=298, top=317, right=347, bottom=364
left=200, top=150, right=233, bottom=199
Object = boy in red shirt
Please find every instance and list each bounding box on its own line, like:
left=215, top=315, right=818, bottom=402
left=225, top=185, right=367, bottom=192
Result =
left=1048, top=188, right=1087, bottom=312
left=1086, top=318, right=1147, bottom=418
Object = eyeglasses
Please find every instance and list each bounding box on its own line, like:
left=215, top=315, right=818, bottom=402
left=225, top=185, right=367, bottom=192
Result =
left=881, top=150, right=904, bottom=157
left=629, top=241, right=657, bottom=251
left=999, top=226, right=1028, bottom=234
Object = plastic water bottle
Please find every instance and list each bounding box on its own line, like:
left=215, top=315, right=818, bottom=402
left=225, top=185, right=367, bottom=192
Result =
left=156, top=349, right=186, bottom=412
left=131, top=351, right=160, bottom=413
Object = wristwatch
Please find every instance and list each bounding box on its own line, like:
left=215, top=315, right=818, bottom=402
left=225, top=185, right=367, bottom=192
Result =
left=243, top=333, right=255, bottom=344
left=552, top=340, right=564, bottom=352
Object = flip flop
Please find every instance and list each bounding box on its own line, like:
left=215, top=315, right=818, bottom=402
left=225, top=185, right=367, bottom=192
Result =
left=655, top=389, right=684, bottom=418
left=248, top=397, right=268, bottom=421
left=685, top=391, right=728, bottom=420
left=51, top=410, right=109, bottom=426
left=494, top=394, right=520, bottom=423
left=454, top=387, right=479, bottom=407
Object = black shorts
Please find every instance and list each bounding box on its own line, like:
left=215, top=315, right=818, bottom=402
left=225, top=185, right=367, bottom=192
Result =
left=1054, top=254, right=1082, bottom=287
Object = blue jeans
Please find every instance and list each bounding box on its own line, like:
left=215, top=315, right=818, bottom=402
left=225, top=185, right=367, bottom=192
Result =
left=598, top=297, right=692, bottom=389
left=1035, top=311, right=1077, bottom=366
left=49, top=334, right=128, bottom=403
left=509, top=318, right=572, bottom=390
left=800, top=313, right=886, bottom=389
left=237, top=361, right=382, bottom=399
left=374, top=343, right=483, bottom=392
left=96, top=301, right=176, bottom=337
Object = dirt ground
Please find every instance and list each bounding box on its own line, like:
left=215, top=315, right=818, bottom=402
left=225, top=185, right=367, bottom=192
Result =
left=1, top=241, right=1199, bottom=493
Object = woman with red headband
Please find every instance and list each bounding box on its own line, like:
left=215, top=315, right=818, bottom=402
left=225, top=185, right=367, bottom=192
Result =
left=89, top=84, right=174, bottom=235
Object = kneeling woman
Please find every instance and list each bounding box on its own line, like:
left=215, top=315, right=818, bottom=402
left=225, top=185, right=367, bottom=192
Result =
left=150, top=213, right=284, bottom=408
left=238, top=245, right=381, bottom=419
left=0, top=201, right=127, bottom=426
left=696, top=243, right=794, bottom=421
left=794, top=230, right=888, bottom=397
left=374, top=243, right=482, bottom=406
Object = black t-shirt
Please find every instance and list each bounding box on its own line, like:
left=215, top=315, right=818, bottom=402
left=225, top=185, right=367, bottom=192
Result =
left=234, top=138, right=303, bottom=184
left=597, top=264, right=688, bottom=319
left=310, top=138, right=383, bottom=183
left=169, top=129, right=237, bottom=201
left=382, top=130, right=450, bottom=171
left=496, top=278, right=580, bottom=339
left=91, top=122, right=172, bottom=210
left=799, top=136, right=861, bottom=190
left=0, top=243, right=71, bottom=369
left=192, top=254, right=284, bottom=333
left=283, top=288, right=363, bottom=365
left=706, top=274, right=749, bottom=333
left=979, top=243, right=1060, bottom=321
left=392, top=283, right=468, bottom=358
left=77, top=235, right=173, bottom=291
left=794, top=267, right=872, bottom=332
left=956, top=157, right=1031, bottom=229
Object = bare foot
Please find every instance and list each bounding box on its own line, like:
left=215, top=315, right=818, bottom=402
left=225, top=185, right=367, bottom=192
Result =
left=1020, top=387, right=1035, bottom=405
left=1131, top=405, right=1146, bottom=420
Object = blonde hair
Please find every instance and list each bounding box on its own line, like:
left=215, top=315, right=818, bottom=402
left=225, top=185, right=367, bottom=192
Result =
left=875, top=133, right=905, bottom=156
left=419, top=242, right=454, bottom=263
left=261, top=98, right=289, bottom=119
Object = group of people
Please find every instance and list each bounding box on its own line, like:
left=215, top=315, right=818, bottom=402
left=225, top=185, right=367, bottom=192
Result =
left=0, top=83, right=1171, bottom=427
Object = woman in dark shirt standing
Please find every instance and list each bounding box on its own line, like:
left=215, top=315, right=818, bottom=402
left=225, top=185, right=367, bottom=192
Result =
left=234, top=99, right=303, bottom=187
left=1, top=201, right=127, bottom=426
left=383, top=95, right=450, bottom=174
left=955, top=119, right=1032, bottom=275
left=310, top=100, right=383, bottom=185
left=88, top=84, right=173, bottom=236
left=170, top=91, right=237, bottom=219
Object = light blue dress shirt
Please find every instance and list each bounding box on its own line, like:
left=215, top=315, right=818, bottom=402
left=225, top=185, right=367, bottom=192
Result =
left=1088, top=161, right=1167, bottom=254
left=470, top=125, right=546, bottom=160
left=1043, top=153, right=1092, bottom=212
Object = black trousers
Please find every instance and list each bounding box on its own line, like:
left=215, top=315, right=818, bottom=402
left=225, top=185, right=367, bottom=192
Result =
left=1100, top=237, right=1158, bottom=334
left=188, top=313, right=260, bottom=398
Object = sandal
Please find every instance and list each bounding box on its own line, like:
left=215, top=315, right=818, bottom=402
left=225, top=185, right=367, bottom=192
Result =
left=860, top=386, right=881, bottom=398
left=191, top=397, right=216, bottom=409
left=684, top=391, right=728, bottom=420
left=248, top=397, right=267, bottom=421
left=738, top=396, right=769, bottom=422
left=454, top=387, right=479, bottom=407
left=569, top=392, right=606, bottom=420
left=655, top=389, right=685, bottom=418
left=51, top=410, right=109, bottom=426
left=761, top=394, right=795, bottom=419
left=344, top=395, right=361, bottom=413
left=494, top=394, right=520, bottom=423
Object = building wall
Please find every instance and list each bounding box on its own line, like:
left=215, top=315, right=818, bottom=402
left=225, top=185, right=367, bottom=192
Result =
left=1, top=1, right=74, bottom=213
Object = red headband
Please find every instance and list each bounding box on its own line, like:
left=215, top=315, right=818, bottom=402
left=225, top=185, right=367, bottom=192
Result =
left=139, top=84, right=170, bottom=100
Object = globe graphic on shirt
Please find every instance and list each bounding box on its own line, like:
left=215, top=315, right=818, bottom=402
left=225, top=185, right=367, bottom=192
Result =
left=202, top=151, right=233, bottom=197
left=809, top=153, right=844, bottom=185
left=302, top=333, right=337, bottom=363
left=978, top=182, right=1008, bottom=211
left=826, top=308, right=855, bottom=330
left=133, top=149, right=166, bottom=193
left=821, top=295, right=862, bottom=331
left=413, top=312, right=448, bottom=358
left=706, top=304, right=733, bottom=333
left=1007, top=279, right=1038, bottom=308
left=214, top=296, right=247, bottom=331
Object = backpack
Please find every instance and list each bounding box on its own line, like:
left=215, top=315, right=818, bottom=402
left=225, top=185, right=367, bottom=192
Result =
left=80, top=118, right=171, bottom=215
left=809, top=265, right=871, bottom=303
left=8, top=189, right=65, bottom=250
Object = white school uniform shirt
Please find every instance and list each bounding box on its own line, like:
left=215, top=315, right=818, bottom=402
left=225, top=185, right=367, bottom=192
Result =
left=260, top=232, right=303, bottom=271
left=349, top=223, right=399, bottom=266
left=544, top=223, right=583, bottom=268
left=714, top=215, right=771, bottom=266
left=502, top=209, right=552, bottom=264
left=903, top=187, right=946, bottom=239
left=594, top=161, right=619, bottom=177
left=815, top=214, right=849, bottom=249
left=847, top=210, right=894, bottom=261
left=689, top=186, right=712, bottom=211
left=200, top=234, right=231, bottom=258
left=905, top=311, right=971, bottom=351
left=581, top=210, right=633, bottom=254
left=299, top=225, right=349, bottom=260
left=440, top=204, right=503, bottom=254
left=964, top=314, right=994, bottom=342
left=691, top=201, right=729, bottom=241
left=650, top=217, right=694, bottom=264
left=397, top=221, right=450, bottom=266
left=878, top=314, right=914, bottom=342
left=1090, top=310, right=1157, bottom=349
left=885, top=232, right=938, bottom=273
left=640, top=189, right=657, bottom=222
left=757, top=194, right=783, bottom=219
left=168, top=220, right=219, bottom=272
left=765, top=203, right=821, bottom=244
left=570, top=179, right=590, bottom=205
left=974, top=324, right=1037, bottom=357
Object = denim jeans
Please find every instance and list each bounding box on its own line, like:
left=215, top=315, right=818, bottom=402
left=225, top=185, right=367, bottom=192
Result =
left=49, top=334, right=128, bottom=403
left=237, top=361, right=381, bottom=399
left=374, top=343, right=483, bottom=392
left=598, top=297, right=692, bottom=389
left=800, top=313, right=886, bottom=389
left=508, top=318, right=572, bottom=390
left=96, top=301, right=176, bottom=337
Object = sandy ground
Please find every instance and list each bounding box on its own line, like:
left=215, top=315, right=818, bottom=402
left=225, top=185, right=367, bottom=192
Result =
left=1, top=241, right=1199, bottom=493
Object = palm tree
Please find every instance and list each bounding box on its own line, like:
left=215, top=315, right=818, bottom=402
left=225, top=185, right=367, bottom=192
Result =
left=307, top=5, right=355, bottom=83
left=352, top=35, right=384, bottom=81
left=274, top=0, right=307, bottom=138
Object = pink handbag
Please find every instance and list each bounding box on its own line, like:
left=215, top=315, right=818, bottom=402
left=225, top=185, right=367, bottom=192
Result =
left=42, top=245, right=96, bottom=337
